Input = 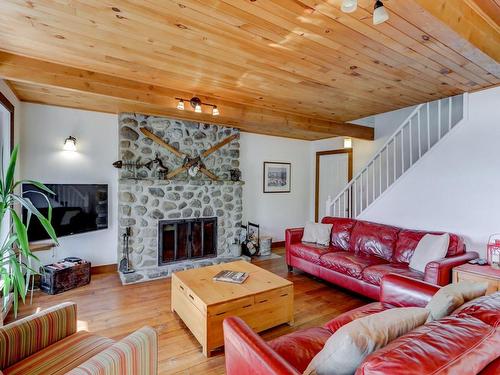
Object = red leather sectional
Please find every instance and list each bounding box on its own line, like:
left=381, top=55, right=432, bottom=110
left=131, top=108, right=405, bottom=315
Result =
left=286, top=217, right=478, bottom=299
left=223, top=274, right=500, bottom=375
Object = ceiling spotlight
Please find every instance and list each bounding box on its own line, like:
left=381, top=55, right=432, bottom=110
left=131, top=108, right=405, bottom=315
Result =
left=189, top=96, right=203, bottom=113
left=176, top=99, right=184, bottom=110
left=341, top=0, right=357, bottom=13
left=373, top=0, right=389, bottom=25
left=212, top=106, right=219, bottom=116
left=63, top=136, right=77, bottom=152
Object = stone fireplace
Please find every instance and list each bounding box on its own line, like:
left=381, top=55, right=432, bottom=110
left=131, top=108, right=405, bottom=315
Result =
left=117, top=113, right=244, bottom=284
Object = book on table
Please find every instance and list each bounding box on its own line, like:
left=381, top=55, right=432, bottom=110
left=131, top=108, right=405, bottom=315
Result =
left=213, top=270, right=249, bottom=284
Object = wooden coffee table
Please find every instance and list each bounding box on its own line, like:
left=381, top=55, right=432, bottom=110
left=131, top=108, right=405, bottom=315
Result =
left=171, top=260, right=294, bottom=356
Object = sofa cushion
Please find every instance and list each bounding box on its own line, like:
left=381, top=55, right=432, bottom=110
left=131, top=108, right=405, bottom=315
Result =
left=452, top=292, right=500, bottom=327
left=350, top=221, right=400, bottom=261
left=305, top=307, right=429, bottom=375
left=324, top=302, right=394, bottom=333
left=356, top=315, right=500, bottom=375
left=394, top=229, right=465, bottom=263
left=320, top=252, right=387, bottom=279
left=289, top=243, right=337, bottom=264
left=322, top=217, right=357, bottom=252
left=362, top=264, right=424, bottom=286
left=425, top=281, right=488, bottom=322
left=3, top=331, right=114, bottom=375
left=268, top=327, right=332, bottom=373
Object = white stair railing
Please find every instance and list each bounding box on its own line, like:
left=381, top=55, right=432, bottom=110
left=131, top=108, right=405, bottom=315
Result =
left=326, top=94, right=465, bottom=219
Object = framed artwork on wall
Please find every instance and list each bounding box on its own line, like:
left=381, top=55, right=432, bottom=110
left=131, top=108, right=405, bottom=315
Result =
left=263, top=162, right=291, bottom=193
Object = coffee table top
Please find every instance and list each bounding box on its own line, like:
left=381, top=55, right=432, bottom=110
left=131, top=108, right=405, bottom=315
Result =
left=172, top=260, right=292, bottom=306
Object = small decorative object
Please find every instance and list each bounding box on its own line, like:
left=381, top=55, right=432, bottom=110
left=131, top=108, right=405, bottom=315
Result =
left=144, top=153, right=169, bottom=179
left=230, top=169, right=241, bottom=182
left=63, top=136, right=77, bottom=151
left=242, top=222, right=260, bottom=257
left=263, top=162, right=291, bottom=193
left=229, top=240, right=242, bottom=257
left=487, top=234, right=500, bottom=269
left=259, top=236, right=272, bottom=256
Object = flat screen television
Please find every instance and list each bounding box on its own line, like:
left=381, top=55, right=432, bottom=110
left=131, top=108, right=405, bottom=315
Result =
left=22, top=183, right=108, bottom=241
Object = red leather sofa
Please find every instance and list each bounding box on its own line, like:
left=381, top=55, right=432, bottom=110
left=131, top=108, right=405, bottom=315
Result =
left=285, top=217, right=478, bottom=299
left=223, top=274, right=500, bottom=375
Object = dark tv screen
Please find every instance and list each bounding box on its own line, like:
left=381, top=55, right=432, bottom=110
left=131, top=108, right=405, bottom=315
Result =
left=22, top=183, right=108, bottom=241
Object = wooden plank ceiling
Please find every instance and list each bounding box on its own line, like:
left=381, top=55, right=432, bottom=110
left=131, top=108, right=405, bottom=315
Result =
left=0, top=0, right=499, bottom=140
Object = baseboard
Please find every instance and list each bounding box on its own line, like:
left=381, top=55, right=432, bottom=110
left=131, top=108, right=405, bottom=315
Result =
left=271, top=241, right=285, bottom=248
left=91, top=263, right=117, bottom=275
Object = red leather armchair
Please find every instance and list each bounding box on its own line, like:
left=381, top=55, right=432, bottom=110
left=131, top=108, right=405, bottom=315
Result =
left=286, top=217, right=478, bottom=299
left=223, top=274, right=500, bottom=375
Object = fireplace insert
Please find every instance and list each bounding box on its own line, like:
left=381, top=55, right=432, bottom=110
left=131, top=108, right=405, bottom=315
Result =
left=158, top=217, right=217, bottom=266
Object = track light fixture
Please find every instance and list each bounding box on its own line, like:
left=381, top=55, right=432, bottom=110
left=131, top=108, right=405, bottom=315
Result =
left=175, top=96, right=220, bottom=116
left=341, top=0, right=357, bottom=13
left=340, top=0, right=389, bottom=25
left=373, top=0, right=389, bottom=25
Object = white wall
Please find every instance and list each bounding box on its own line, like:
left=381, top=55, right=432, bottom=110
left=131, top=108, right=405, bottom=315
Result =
left=20, top=103, right=119, bottom=266
left=360, top=87, right=500, bottom=257
left=240, top=133, right=311, bottom=241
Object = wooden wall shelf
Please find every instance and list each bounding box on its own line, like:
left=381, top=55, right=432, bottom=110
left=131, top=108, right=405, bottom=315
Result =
left=29, top=241, right=57, bottom=252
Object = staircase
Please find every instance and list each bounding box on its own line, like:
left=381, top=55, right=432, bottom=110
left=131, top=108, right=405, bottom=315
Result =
left=325, top=94, right=466, bottom=219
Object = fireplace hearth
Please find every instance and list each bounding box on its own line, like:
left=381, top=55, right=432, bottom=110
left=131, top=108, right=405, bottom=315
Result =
left=158, top=218, right=217, bottom=266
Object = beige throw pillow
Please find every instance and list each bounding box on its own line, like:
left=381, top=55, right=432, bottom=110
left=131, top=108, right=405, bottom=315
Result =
left=302, top=222, right=333, bottom=246
left=409, top=233, right=450, bottom=273
left=303, top=307, right=429, bottom=375
left=425, top=280, right=488, bottom=322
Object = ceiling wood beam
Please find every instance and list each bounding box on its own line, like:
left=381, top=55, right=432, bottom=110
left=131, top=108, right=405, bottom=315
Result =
left=413, top=0, right=500, bottom=63
left=0, top=52, right=374, bottom=140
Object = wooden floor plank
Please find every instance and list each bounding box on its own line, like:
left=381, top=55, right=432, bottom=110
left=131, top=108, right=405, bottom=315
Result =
left=6, top=249, right=368, bottom=374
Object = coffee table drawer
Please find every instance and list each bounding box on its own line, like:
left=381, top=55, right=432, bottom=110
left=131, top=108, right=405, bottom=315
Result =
left=208, top=296, right=254, bottom=317
left=173, top=275, right=206, bottom=313
left=254, top=286, right=293, bottom=304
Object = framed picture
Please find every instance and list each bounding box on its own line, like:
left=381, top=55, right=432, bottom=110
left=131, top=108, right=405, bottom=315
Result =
left=263, top=162, right=291, bottom=193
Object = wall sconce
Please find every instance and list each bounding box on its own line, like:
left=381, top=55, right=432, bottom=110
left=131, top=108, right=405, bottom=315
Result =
left=175, top=96, right=220, bottom=116
left=344, top=138, right=352, bottom=149
left=63, top=136, right=77, bottom=151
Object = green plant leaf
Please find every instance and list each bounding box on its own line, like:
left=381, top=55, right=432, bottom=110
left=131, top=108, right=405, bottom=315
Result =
left=13, top=180, right=55, bottom=195
left=11, top=194, right=58, bottom=244
left=4, top=145, right=18, bottom=192
left=11, top=210, right=29, bottom=257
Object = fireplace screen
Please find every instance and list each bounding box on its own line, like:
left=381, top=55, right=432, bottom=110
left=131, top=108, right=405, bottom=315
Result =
left=158, top=217, right=217, bottom=265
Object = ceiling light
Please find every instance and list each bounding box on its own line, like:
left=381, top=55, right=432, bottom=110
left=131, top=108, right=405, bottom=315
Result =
left=212, top=106, right=219, bottom=116
left=373, top=0, right=389, bottom=25
left=63, top=136, right=77, bottom=151
left=344, top=138, right=352, bottom=149
left=194, top=104, right=202, bottom=113
left=341, top=0, right=357, bottom=13
left=176, top=99, right=184, bottom=110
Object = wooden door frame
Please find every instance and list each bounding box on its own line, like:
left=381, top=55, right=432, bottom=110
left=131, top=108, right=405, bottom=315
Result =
left=315, top=149, right=353, bottom=222
left=0, top=90, right=15, bottom=153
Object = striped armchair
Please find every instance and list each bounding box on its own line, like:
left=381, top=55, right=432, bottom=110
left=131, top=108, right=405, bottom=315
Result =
left=0, top=302, right=158, bottom=375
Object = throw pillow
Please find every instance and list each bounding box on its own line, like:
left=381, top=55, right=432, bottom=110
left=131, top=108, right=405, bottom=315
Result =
left=409, top=233, right=450, bottom=273
left=425, top=280, right=488, bottom=322
left=302, top=222, right=333, bottom=246
left=303, top=307, right=430, bottom=375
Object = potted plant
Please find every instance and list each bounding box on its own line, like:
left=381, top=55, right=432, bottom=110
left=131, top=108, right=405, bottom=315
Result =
left=1, top=145, right=58, bottom=317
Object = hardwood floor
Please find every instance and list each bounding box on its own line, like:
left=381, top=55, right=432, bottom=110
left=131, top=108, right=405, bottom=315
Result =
left=6, top=250, right=368, bottom=374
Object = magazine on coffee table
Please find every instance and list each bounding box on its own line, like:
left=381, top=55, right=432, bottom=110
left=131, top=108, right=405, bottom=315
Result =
left=213, top=270, right=249, bottom=284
